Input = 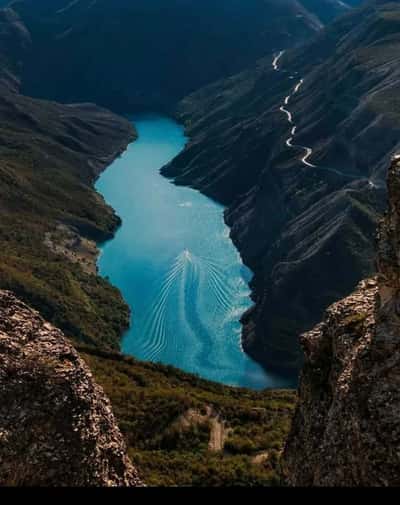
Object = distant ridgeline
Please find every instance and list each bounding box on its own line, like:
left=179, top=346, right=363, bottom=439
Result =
left=8, top=0, right=357, bottom=111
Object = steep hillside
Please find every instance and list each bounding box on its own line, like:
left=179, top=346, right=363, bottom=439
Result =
left=9, top=0, right=348, bottom=111
left=0, top=7, right=138, bottom=352
left=0, top=7, right=30, bottom=91
left=0, top=91, right=137, bottom=350
left=164, top=0, right=400, bottom=373
left=283, top=155, right=400, bottom=486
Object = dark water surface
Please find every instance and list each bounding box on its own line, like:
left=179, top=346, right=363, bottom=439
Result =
left=96, top=115, right=292, bottom=389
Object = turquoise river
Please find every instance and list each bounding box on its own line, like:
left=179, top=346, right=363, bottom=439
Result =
left=96, top=114, right=292, bottom=390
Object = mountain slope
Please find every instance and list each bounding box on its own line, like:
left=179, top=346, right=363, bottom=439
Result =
left=164, top=0, right=400, bottom=373
left=300, top=0, right=362, bottom=23
left=0, top=7, right=138, bottom=352
left=9, top=0, right=350, bottom=111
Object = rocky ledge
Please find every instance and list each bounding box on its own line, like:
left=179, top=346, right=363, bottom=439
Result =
left=0, top=290, right=143, bottom=487
left=283, top=156, right=400, bottom=486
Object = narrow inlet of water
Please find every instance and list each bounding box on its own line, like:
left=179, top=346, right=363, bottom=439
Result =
left=96, top=114, right=292, bottom=389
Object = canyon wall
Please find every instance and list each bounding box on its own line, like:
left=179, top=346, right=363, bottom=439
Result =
left=0, top=7, right=138, bottom=353
left=283, top=156, right=400, bottom=486
left=164, top=0, right=400, bottom=373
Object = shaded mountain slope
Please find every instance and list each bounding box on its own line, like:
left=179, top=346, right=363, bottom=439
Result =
left=0, top=7, right=30, bottom=91
left=0, top=7, right=137, bottom=352
left=164, top=0, right=400, bottom=372
left=9, top=0, right=351, bottom=111
left=300, top=0, right=362, bottom=23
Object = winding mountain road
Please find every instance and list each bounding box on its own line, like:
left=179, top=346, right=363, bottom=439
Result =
left=272, top=51, right=285, bottom=71
left=272, top=52, right=380, bottom=186
left=273, top=52, right=316, bottom=168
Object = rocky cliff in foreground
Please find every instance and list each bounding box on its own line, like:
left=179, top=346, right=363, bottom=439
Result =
left=0, top=290, right=143, bottom=487
left=284, top=156, right=400, bottom=486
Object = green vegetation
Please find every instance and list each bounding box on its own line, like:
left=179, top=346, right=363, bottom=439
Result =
left=0, top=93, right=135, bottom=351
left=0, top=224, right=129, bottom=349
left=80, top=346, right=296, bottom=487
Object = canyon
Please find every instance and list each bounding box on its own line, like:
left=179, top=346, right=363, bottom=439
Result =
left=0, top=0, right=398, bottom=487
left=0, top=0, right=365, bottom=382
left=0, top=0, right=374, bottom=377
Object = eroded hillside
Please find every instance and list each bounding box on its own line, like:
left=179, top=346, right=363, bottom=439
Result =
left=164, top=0, right=400, bottom=373
left=10, top=0, right=348, bottom=111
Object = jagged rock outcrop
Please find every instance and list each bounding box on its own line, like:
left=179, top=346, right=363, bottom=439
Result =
left=283, top=156, right=400, bottom=487
left=0, top=290, right=143, bottom=487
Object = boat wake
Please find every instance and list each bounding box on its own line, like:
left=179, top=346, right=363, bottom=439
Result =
left=140, top=249, right=244, bottom=363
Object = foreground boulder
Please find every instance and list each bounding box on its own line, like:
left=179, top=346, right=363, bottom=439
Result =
left=284, top=156, right=400, bottom=486
left=0, top=290, right=143, bottom=487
